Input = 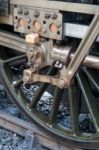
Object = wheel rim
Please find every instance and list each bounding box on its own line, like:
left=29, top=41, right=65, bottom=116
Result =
left=0, top=47, right=99, bottom=149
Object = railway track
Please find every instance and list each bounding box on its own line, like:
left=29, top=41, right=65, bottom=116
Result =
left=0, top=84, right=81, bottom=150
left=0, top=111, right=80, bottom=150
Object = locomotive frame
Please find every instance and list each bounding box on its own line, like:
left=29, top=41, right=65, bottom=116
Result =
left=0, top=0, right=99, bottom=149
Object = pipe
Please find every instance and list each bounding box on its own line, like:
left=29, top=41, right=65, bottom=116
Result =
left=51, top=47, right=99, bottom=69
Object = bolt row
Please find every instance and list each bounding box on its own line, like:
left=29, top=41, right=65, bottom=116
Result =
left=18, top=9, right=58, bottom=19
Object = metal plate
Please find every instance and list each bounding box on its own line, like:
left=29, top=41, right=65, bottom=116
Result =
left=14, top=6, right=62, bottom=40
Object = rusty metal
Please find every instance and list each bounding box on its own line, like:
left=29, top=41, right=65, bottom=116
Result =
left=26, top=45, right=44, bottom=69
left=14, top=6, right=62, bottom=40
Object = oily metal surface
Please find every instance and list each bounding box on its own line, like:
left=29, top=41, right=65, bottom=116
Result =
left=1, top=61, right=99, bottom=149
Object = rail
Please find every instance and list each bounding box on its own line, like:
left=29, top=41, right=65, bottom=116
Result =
left=0, top=111, right=81, bottom=150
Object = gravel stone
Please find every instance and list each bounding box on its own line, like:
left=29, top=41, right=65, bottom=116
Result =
left=0, top=128, right=24, bottom=150
left=0, top=144, right=3, bottom=150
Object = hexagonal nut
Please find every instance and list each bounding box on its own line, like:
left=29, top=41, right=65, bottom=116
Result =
left=58, top=78, right=70, bottom=89
left=22, top=69, right=32, bottom=84
left=57, top=79, right=65, bottom=89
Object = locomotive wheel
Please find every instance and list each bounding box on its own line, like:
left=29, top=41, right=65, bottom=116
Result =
left=0, top=46, right=99, bottom=149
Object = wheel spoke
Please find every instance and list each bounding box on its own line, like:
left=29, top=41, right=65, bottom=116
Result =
left=3, top=54, right=26, bottom=65
left=83, top=67, right=99, bottom=91
left=12, top=79, right=23, bottom=88
left=68, top=80, right=79, bottom=135
left=77, top=72, right=99, bottom=132
left=29, top=66, right=58, bottom=108
left=48, top=87, right=64, bottom=125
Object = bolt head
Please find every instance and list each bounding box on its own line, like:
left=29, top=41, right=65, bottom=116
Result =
left=18, top=9, right=23, bottom=14
left=58, top=79, right=65, bottom=89
left=45, top=13, right=51, bottom=19
left=34, top=11, right=40, bottom=18
left=52, top=13, right=57, bottom=19
left=58, top=78, right=70, bottom=89
left=24, top=10, right=29, bottom=15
